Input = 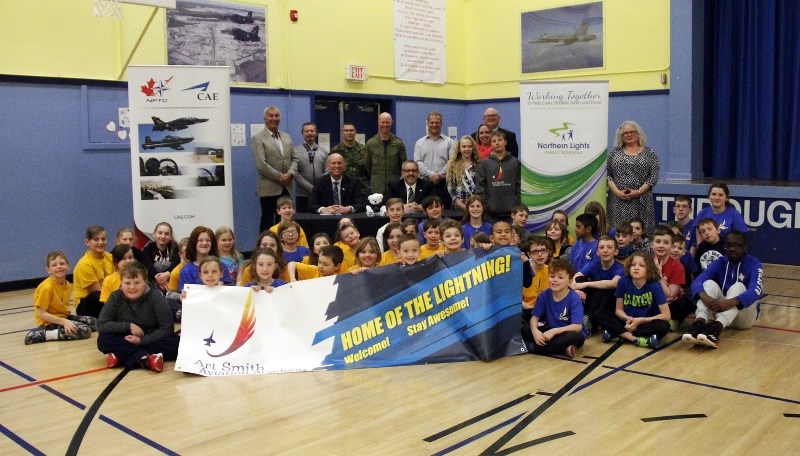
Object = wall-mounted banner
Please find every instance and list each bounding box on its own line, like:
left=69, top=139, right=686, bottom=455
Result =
left=176, top=247, right=526, bottom=376
left=127, top=65, right=233, bottom=239
left=519, top=81, right=608, bottom=232
left=394, top=0, right=446, bottom=83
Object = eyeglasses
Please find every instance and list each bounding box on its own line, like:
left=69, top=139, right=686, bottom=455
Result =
left=282, top=230, right=298, bottom=235
left=402, top=168, right=418, bottom=173
left=622, top=131, right=638, bottom=136
left=484, top=114, right=499, bottom=118
left=529, top=249, right=548, bottom=255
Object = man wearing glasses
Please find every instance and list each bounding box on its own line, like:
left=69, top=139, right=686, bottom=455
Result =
left=293, top=122, right=328, bottom=212
left=386, top=160, right=434, bottom=214
left=470, top=107, right=519, bottom=158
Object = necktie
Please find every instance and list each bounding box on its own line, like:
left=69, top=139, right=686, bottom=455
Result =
left=333, top=181, right=341, bottom=205
left=408, top=186, right=414, bottom=203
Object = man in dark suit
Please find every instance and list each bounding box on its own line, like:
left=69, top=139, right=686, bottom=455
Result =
left=251, top=106, right=298, bottom=231
left=309, top=153, right=367, bottom=215
left=385, top=160, right=434, bottom=214
left=470, top=107, right=519, bottom=158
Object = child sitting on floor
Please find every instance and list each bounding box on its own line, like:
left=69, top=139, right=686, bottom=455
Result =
left=25, top=251, right=97, bottom=345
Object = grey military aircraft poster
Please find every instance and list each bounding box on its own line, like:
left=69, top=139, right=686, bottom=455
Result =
left=521, top=2, right=603, bottom=73
left=167, top=0, right=267, bottom=83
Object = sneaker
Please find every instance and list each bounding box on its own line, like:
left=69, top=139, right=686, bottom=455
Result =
left=24, top=328, right=46, bottom=345
left=106, top=353, right=121, bottom=368
left=601, top=330, right=619, bottom=343
left=582, top=315, right=592, bottom=336
left=146, top=353, right=164, bottom=373
left=682, top=319, right=707, bottom=344
left=564, top=345, right=577, bottom=359
left=634, top=334, right=659, bottom=348
left=697, top=321, right=722, bottom=349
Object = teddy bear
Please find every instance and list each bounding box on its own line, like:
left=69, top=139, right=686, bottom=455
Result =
left=365, top=193, right=386, bottom=217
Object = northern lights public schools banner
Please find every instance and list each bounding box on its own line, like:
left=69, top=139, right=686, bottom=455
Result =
left=127, top=65, right=233, bottom=239
left=175, top=247, right=527, bottom=376
left=519, top=81, right=609, bottom=232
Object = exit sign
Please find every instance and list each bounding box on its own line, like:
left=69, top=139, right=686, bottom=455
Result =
left=346, top=65, right=367, bottom=82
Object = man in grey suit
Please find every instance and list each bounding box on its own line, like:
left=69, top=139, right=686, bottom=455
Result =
left=252, top=106, right=298, bottom=231
left=293, top=122, right=328, bottom=213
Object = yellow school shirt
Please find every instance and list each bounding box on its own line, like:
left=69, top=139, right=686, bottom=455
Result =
left=100, top=271, right=121, bottom=302
left=419, top=244, right=444, bottom=260
left=523, top=264, right=549, bottom=308
left=73, top=250, right=114, bottom=306
left=33, top=277, right=72, bottom=326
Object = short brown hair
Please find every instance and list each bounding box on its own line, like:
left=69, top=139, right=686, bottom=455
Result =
left=119, top=261, right=147, bottom=280
left=46, top=250, right=68, bottom=267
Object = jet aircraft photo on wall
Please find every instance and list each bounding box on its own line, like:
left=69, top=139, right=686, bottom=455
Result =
left=142, top=135, right=194, bottom=150
left=152, top=116, right=208, bottom=131
left=530, top=21, right=596, bottom=46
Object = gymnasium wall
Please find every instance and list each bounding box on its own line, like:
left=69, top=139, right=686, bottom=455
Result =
left=2, top=0, right=794, bottom=284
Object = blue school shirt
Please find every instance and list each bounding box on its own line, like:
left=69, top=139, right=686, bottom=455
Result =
left=579, top=258, right=624, bottom=281
left=462, top=222, right=493, bottom=249
left=614, top=276, right=666, bottom=318
left=532, top=288, right=584, bottom=328
left=570, top=238, right=597, bottom=272
left=689, top=206, right=747, bottom=248
left=283, top=246, right=310, bottom=264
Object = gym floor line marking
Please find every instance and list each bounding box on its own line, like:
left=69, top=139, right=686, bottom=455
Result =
left=0, top=423, right=45, bottom=456
left=493, top=431, right=576, bottom=455
left=66, top=368, right=130, bottom=455
left=615, top=367, right=800, bottom=405
left=784, top=413, right=800, bottom=418
left=570, top=337, right=680, bottom=396
left=0, top=367, right=109, bottom=393
left=0, top=329, right=30, bottom=336
left=753, top=324, right=800, bottom=334
left=424, top=393, right=536, bottom=442
left=431, top=413, right=525, bottom=456
left=1, top=359, right=178, bottom=454
left=0, top=309, right=35, bottom=316
left=641, top=414, right=706, bottom=422
left=479, top=342, right=622, bottom=455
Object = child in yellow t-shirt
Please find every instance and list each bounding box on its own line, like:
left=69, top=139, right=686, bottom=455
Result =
left=100, top=244, right=137, bottom=303
left=25, top=251, right=97, bottom=345
left=73, top=225, right=114, bottom=318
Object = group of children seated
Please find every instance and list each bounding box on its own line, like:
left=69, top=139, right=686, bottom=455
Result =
left=25, top=182, right=763, bottom=370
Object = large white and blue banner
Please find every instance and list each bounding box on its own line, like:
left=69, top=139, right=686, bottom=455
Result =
left=519, top=81, right=609, bottom=231
left=127, top=65, right=233, bottom=239
left=175, top=247, right=526, bottom=376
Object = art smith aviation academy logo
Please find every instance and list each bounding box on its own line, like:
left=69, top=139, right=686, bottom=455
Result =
left=203, top=290, right=257, bottom=357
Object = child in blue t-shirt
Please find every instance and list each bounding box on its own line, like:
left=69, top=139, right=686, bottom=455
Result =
left=525, top=258, right=585, bottom=359
left=568, top=213, right=598, bottom=272
left=594, top=252, right=671, bottom=348
left=571, top=235, right=624, bottom=334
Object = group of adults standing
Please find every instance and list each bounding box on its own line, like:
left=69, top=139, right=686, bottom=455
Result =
left=252, top=105, right=662, bottom=234
left=251, top=106, right=522, bottom=231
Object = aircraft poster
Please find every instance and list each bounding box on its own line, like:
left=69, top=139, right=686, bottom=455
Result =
left=521, top=2, right=603, bottom=73
left=167, top=0, right=267, bottom=83
left=518, top=81, right=609, bottom=231
left=127, top=65, right=233, bottom=240
left=175, top=247, right=527, bottom=376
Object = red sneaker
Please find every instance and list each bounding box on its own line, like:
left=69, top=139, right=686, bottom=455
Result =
left=564, top=345, right=577, bottom=359
left=146, top=353, right=164, bottom=373
left=106, top=353, right=121, bottom=368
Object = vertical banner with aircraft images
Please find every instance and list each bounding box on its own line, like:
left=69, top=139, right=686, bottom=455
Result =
left=128, top=65, right=233, bottom=239
left=519, top=81, right=608, bottom=232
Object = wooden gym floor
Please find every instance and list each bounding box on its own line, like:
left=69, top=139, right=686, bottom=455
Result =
left=1, top=265, right=799, bottom=455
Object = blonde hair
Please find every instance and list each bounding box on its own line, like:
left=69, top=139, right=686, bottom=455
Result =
left=446, top=135, right=480, bottom=193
